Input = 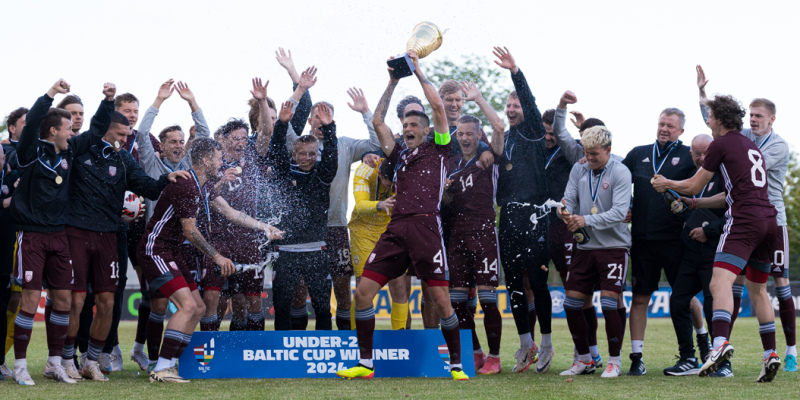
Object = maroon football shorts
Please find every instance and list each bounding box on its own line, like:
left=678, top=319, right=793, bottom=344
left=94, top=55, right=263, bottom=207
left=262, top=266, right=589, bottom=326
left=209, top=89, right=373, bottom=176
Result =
left=326, top=226, right=355, bottom=278
left=66, top=226, right=119, bottom=293
left=363, top=214, right=448, bottom=286
left=769, top=225, right=789, bottom=278
left=548, top=218, right=575, bottom=273
left=138, top=244, right=197, bottom=299
left=14, top=230, right=74, bottom=291
left=447, top=219, right=499, bottom=288
left=717, top=217, right=776, bottom=267
left=565, top=248, right=629, bottom=294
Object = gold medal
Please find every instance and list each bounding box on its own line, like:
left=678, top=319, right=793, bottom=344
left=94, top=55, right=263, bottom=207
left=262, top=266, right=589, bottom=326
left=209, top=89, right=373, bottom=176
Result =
left=114, top=141, right=121, bottom=149
left=55, top=175, right=63, bottom=185
left=650, top=177, right=655, bottom=184
left=591, top=205, right=598, bottom=214
left=235, top=166, right=242, bottom=174
left=506, top=163, right=513, bottom=171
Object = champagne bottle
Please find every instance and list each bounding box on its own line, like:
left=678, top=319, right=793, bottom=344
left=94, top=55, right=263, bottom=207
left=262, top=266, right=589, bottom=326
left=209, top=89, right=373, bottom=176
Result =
left=560, top=206, right=591, bottom=245
left=663, top=189, right=687, bottom=215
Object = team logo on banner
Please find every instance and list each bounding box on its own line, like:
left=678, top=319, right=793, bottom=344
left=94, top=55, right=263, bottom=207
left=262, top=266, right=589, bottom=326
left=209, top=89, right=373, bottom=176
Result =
left=437, top=344, right=450, bottom=366
left=194, top=338, right=215, bottom=372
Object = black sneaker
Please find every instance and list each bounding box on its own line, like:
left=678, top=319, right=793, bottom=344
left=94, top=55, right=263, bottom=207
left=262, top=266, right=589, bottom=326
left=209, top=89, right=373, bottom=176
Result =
left=627, top=353, right=647, bottom=376
left=708, top=360, right=733, bottom=378
left=663, top=356, right=700, bottom=376
left=697, top=333, right=711, bottom=363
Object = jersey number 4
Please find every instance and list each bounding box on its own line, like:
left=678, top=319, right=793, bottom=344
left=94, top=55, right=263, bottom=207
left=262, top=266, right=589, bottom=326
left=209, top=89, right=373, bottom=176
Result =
left=748, top=149, right=766, bottom=187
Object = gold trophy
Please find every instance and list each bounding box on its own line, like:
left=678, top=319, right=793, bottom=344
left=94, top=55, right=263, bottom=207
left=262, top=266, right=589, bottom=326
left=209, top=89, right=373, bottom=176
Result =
left=387, top=22, right=443, bottom=79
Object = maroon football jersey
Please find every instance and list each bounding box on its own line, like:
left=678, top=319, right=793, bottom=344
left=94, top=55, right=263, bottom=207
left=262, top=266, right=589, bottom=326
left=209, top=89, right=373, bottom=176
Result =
left=702, top=130, right=777, bottom=222
left=387, top=140, right=452, bottom=218
left=140, top=170, right=217, bottom=255
left=447, top=153, right=499, bottom=222
left=208, top=158, right=261, bottom=262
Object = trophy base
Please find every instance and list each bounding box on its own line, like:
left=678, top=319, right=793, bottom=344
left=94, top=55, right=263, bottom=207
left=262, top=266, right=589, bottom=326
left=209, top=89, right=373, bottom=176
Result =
left=388, top=54, right=415, bottom=79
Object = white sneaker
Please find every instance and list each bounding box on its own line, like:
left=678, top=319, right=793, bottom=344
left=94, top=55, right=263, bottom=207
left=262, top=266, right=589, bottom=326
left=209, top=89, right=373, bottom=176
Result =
left=13, top=365, right=36, bottom=386
left=61, top=359, right=85, bottom=381
left=111, top=346, right=123, bottom=372
left=43, top=361, right=77, bottom=384
left=98, top=352, right=113, bottom=374
left=131, top=350, right=149, bottom=371
left=512, top=345, right=537, bottom=373
left=81, top=361, right=110, bottom=381
left=0, top=363, right=12, bottom=378
left=149, top=368, right=189, bottom=383
left=535, top=345, right=555, bottom=374
left=559, top=360, right=596, bottom=376
left=601, top=361, right=621, bottom=378
left=699, top=341, right=734, bottom=377
left=756, top=352, right=781, bottom=383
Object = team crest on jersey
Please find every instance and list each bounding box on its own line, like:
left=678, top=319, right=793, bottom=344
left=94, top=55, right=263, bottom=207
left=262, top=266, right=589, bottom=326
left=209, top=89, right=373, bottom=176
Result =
left=60, top=159, right=68, bottom=169
left=25, top=271, right=33, bottom=282
left=602, top=180, right=610, bottom=190
left=353, top=255, right=360, bottom=266
left=194, top=338, right=214, bottom=372
left=671, top=157, right=680, bottom=165
left=108, top=166, right=117, bottom=177
left=169, top=261, right=179, bottom=270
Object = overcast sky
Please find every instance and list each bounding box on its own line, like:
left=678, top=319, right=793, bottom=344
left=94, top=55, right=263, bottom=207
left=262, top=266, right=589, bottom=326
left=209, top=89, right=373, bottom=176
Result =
left=3, top=0, right=798, bottom=155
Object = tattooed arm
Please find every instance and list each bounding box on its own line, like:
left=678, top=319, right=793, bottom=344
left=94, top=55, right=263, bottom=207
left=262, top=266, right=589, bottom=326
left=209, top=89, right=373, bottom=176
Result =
left=371, top=70, right=399, bottom=156
left=181, top=218, right=235, bottom=276
left=408, top=51, right=448, bottom=139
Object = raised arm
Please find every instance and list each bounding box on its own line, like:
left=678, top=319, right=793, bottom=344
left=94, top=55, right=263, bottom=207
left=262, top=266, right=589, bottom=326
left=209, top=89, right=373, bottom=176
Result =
left=346, top=87, right=381, bottom=160
left=494, top=46, right=545, bottom=140
left=251, top=77, right=274, bottom=156
left=72, top=83, right=116, bottom=154
left=276, top=47, right=300, bottom=85
left=315, top=103, right=339, bottom=184
left=460, top=80, right=505, bottom=155
left=371, top=67, right=400, bottom=155
left=555, top=90, right=584, bottom=163
left=137, top=81, right=171, bottom=174
left=266, top=101, right=295, bottom=176
left=17, top=79, right=67, bottom=164
left=288, top=66, right=316, bottom=137
left=409, top=51, right=448, bottom=137
left=210, top=196, right=284, bottom=239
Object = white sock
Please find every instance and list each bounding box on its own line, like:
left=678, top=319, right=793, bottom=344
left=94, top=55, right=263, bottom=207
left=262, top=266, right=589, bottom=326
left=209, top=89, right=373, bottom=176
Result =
left=519, top=333, right=533, bottom=349
left=541, top=333, right=552, bottom=348
left=14, top=359, right=27, bottom=369
left=631, top=340, right=644, bottom=354
left=713, top=336, right=727, bottom=349
left=786, top=345, right=797, bottom=357
left=47, top=355, right=62, bottom=365
left=764, top=349, right=776, bottom=360
left=589, top=345, right=600, bottom=358
left=578, top=353, right=592, bottom=363
left=133, top=342, right=145, bottom=353
left=695, top=326, right=707, bottom=335
left=358, top=358, right=373, bottom=369
left=609, top=355, right=621, bottom=364
left=450, top=363, right=463, bottom=371
left=154, top=357, right=171, bottom=372
left=170, top=357, right=177, bottom=367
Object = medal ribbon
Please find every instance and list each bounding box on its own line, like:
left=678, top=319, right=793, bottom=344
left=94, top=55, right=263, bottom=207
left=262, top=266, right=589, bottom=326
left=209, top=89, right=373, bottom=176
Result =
left=652, top=141, right=678, bottom=175
left=758, top=132, right=772, bottom=149
left=545, top=147, right=561, bottom=169
left=589, top=168, right=606, bottom=208
left=190, top=168, right=211, bottom=232
left=37, top=149, right=63, bottom=178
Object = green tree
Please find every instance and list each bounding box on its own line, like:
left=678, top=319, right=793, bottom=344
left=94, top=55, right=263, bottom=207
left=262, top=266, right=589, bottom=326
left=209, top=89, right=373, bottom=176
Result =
left=423, top=54, right=509, bottom=132
left=784, top=151, right=800, bottom=281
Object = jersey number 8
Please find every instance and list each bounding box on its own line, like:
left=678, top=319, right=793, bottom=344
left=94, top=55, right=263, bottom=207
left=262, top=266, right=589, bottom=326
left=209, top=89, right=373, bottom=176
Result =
left=747, top=149, right=766, bottom=187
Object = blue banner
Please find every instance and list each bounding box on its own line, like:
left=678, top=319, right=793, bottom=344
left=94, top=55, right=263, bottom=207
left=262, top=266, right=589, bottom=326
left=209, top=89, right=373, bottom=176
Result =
left=179, top=330, right=474, bottom=379
left=545, top=286, right=752, bottom=318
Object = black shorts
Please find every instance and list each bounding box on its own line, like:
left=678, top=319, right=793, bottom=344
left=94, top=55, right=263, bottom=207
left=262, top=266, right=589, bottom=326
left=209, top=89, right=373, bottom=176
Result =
left=630, top=239, right=683, bottom=295
left=548, top=218, right=574, bottom=273
left=326, top=226, right=354, bottom=278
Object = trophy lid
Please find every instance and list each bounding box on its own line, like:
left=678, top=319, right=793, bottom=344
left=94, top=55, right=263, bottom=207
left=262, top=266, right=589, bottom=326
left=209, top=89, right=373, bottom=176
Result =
left=406, top=22, right=443, bottom=59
